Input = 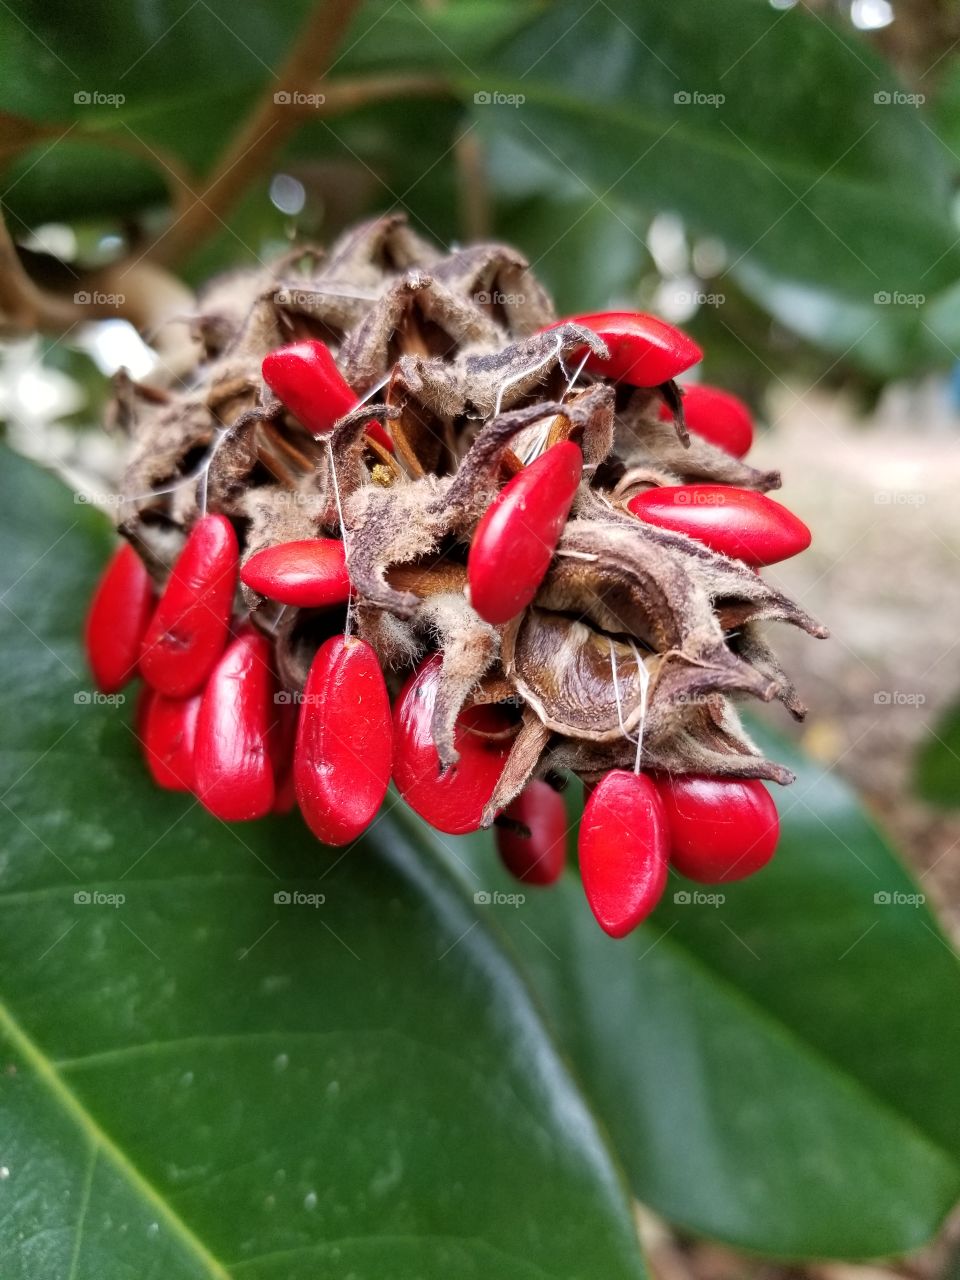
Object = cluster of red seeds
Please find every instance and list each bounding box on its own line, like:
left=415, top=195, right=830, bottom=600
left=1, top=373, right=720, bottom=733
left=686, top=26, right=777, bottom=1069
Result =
left=85, top=308, right=810, bottom=939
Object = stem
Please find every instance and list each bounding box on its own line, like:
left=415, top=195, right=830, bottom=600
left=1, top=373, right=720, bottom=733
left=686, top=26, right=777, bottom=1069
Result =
left=151, top=0, right=365, bottom=268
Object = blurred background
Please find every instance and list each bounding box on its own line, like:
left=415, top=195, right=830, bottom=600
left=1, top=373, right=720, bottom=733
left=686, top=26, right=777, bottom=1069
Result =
left=3, top=0, right=960, bottom=1271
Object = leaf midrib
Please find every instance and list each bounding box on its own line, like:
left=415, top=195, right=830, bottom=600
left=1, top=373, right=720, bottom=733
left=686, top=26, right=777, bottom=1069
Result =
left=0, top=998, right=234, bottom=1280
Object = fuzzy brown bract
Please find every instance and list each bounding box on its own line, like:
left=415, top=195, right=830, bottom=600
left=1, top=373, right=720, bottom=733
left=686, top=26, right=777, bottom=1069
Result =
left=114, top=214, right=825, bottom=820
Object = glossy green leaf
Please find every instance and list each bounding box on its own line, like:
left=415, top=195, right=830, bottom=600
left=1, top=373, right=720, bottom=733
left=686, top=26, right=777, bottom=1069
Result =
left=0, top=445, right=646, bottom=1279
left=914, top=699, right=960, bottom=808
left=420, top=733, right=960, bottom=1258
left=471, top=0, right=960, bottom=304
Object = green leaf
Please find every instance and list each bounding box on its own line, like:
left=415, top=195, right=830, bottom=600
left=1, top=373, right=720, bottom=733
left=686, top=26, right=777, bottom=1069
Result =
left=419, top=734, right=960, bottom=1258
left=914, top=698, right=960, bottom=808
left=470, top=0, right=960, bottom=305
left=0, top=445, right=646, bottom=1280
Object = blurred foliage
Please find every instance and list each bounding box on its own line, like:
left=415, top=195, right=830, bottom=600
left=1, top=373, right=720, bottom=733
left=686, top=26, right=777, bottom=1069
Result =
left=2, top=0, right=960, bottom=395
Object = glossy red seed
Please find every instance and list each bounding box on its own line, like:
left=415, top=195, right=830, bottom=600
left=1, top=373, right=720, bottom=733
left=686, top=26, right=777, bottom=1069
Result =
left=85, top=544, right=154, bottom=693
left=468, top=441, right=583, bottom=625
left=194, top=630, right=275, bottom=821
left=545, top=311, right=702, bottom=386
left=139, top=514, right=238, bottom=697
left=578, top=771, right=669, bottom=938
left=294, top=635, right=392, bottom=845
left=659, top=383, right=754, bottom=457
left=269, top=695, right=300, bottom=815
left=656, top=774, right=779, bottom=883
left=496, top=780, right=568, bottom=886
left=262, top=340, right=356, bottom=436
left=142, top=691, right=202, bottom=792
left=393, top=655, right=514, bottom=835
left=241, top=539, right=351, bottom=608
left=626, top=485, right=811, bottom=566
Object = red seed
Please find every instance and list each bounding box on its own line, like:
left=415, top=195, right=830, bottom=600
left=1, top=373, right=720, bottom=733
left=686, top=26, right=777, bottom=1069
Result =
left=139, top=514, right=238, bottom=697
left=85, top=544, right=154, bottom=693
left=269, top=695, right=300, bottom=815
left=626, top=485, right=811, bottom=566
left=545, top=311, right=702, bottom=386
left=142, top=690, right=202, bottom=792
left=294, top=635, right=393, bottom=845
left=578, top=771, right=669, bottom=938
left=194, top=629, right=275, bottom=821
left=262, top=340, right=355, bottom=435
left=241, top=539, right=351, bottom=608
left=496, top=780, right=568, bottom=886
left=468, top=441, right=583, bottom=625
left=660, top=383, right=754, bottom=457
left=655, top=774, right=779, bottom=883
left=393, top=655, right=514, bottom=835
left=262, top=340, right=395, bottom=451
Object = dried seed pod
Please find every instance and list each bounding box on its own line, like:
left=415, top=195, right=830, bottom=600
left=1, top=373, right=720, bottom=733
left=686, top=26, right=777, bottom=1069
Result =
left=85, top=544, right=154, bottom=693
left=294, top=635, right=392, bottom=845
left=103, top=213, right=825, bottom=933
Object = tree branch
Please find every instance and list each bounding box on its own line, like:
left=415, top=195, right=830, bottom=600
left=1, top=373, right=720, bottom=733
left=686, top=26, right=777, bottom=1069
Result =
left=150, top=0, right=365, bottom=268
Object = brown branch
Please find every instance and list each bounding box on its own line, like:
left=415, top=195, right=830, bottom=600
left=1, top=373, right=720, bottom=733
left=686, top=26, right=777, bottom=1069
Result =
left=150, top=0, right=365, bottom=268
